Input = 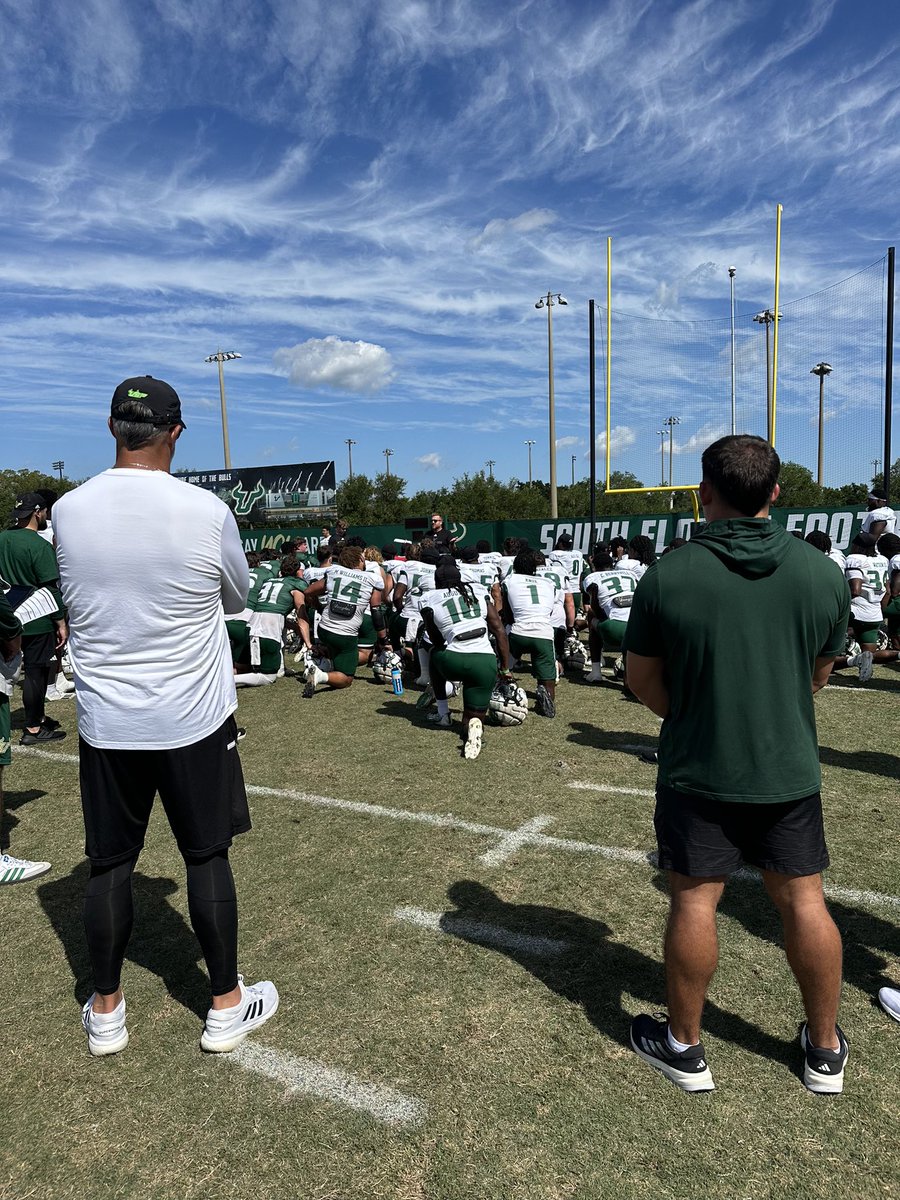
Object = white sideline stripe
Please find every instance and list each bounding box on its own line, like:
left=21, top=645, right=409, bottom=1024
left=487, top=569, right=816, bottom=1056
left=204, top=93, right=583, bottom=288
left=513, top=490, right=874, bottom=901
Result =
left=17, top=749, right=900, bottom=910
left=393, top=905, right=570, bottom=956
left=567, top=780, right=656, bottom=798
left=232, top=1042, right=426, bottom=1127
left=17, top=746, right=80, bottom=765
left=479, top=815, right=555, bottom=865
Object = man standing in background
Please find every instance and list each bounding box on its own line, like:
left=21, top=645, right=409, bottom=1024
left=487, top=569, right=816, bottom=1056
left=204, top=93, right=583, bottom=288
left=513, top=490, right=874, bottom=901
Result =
left=0, top=494, right=67, bottom=745
left=54, top=375, right=278, bottom=1057
left=624, top=435, right=850, bottom=1094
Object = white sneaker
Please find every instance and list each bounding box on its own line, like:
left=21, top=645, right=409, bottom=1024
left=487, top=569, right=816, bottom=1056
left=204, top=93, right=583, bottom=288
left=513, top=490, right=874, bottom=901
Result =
left=858, top=651, right=874, bottom=683
left=0, top=854, right=51, bottom=884
left=201, top=976, right=279, bottom=1053
left=45, top=684, right=74, bottom=701
left=54, top=675, right=75, bottom=693
left=463, top=717, right=483, bottom=760
left=82, top=994, right=129, bottom=1056
left=879, top=987, right=900, bottom=1023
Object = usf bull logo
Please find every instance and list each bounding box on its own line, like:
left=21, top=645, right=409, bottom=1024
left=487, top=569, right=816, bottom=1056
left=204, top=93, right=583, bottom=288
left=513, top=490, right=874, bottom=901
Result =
left=229, top=480, right=266, bottom=516
left=449, top=521, right=467, bottom=543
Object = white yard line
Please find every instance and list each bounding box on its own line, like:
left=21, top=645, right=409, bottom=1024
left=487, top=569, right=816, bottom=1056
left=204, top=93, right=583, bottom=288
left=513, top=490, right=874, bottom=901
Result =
left=232, top=1042, right=426, bottom=1127
left=479, top=815, right=555, bottom=866
left=393, top=905, right=570, bottom=956
left=17, top=747, right=900, bottom=910
left=567, top=780, right=656, bottom=798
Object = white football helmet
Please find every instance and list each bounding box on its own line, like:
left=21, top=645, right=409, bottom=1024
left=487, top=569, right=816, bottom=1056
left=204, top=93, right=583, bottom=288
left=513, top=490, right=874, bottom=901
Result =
left=372, top=648, right=403, bottom=682
left=487, top=682, right=529, bottom=726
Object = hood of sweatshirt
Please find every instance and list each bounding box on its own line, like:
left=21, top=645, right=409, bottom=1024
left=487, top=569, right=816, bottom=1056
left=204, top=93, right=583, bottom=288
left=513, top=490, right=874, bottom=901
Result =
left=692, top=517, right=792, bottom=579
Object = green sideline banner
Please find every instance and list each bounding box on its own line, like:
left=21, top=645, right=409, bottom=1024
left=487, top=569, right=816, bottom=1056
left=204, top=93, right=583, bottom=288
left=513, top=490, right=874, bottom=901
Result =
left=239, top=505, right=892, bottom=556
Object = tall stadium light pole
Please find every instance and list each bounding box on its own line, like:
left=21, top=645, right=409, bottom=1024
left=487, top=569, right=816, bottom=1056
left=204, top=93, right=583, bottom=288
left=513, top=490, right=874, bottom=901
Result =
left=204, top=350, right=242, bottom=468
left=656, top=430, right=666, bottom=486
left=664, top=415, right=681, bottom=486
left=345, top=438, right=356, bottom=479
left=383, top=448, right=394, bottom=476
left=534, top=291, right=568, bottom=519
left=571, top=454, right=577, bottom=485
left=872, top=458, right=882, bottom=488
left=52, top=460, right=64, bottom=482
left=728, top=267, right=737, bottom=435
left=486, top=459, right=495, bottom=479
left=810, top=363, right=832, bottom=486
left=753, top=311, right=781, bottom=444
left=525, top=440, right=536, bottom=484
left=885, top=246, right=895, bottom=505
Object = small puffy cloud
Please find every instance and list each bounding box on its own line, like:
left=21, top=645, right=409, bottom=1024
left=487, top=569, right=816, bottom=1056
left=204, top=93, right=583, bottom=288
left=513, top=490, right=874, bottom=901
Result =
left=417, top=452, right=442, bottom=470
left=469, top=208, right=557, bottom=251
left=672, top=422, right=728, bottom=455
left=273, top=336, right=393, bottom=393
left=594, top=425, right=637, bottom=455
left=556, top=435, right=580, bottom=449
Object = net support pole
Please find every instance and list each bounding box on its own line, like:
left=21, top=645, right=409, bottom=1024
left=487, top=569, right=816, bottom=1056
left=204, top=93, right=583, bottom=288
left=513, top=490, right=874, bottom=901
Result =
left=605, top=237, right=612, bottom=490
left=885, top=245, right=895, bottom=505
left=588, top=299, right=596, bottom=552
left=770, top=204, right=783, bottom=446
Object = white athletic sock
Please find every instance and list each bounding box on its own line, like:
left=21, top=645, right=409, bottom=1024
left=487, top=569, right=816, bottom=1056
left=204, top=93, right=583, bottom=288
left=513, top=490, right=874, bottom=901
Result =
left=667, top=1025, right=698, bottom=1053
left=436, top=698, right=450, bottom=716
left=417, top=648, right=430, bottom=677
left=314, top=667, right=329, bottom=685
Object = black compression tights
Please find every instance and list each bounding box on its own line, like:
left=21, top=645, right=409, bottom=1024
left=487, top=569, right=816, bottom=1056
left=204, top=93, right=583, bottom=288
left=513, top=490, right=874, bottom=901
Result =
left=83, top=850, right=239, bottom=997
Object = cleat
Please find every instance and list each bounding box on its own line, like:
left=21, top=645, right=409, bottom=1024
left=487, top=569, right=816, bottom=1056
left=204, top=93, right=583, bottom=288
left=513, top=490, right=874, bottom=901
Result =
left=415, top=683, right=435, bottom=710
left=535, top=684, right=556, bottom=718
left=463, top=717, right=483, bottom=760
left=878, top=987, right=900, bottom=1023
left=302, top=661, right=317, bottom=698
left=20, top=726, right=66, bottom=745
left=857, top=651, right=873, bottom=683
left=426, top=711, right=451, bottom=729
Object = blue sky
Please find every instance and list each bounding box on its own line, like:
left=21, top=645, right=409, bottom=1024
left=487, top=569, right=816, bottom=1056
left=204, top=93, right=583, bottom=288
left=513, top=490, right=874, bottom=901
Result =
left=1, top=0, right=897, bottom=494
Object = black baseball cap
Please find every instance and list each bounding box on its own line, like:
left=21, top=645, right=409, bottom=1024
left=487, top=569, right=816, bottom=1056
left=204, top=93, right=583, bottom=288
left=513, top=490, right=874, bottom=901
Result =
left=11, top=492, right=47, bottom=520
left=556, top=533, right=574, bottom=548
left=111, top=376, right=186, bottom=429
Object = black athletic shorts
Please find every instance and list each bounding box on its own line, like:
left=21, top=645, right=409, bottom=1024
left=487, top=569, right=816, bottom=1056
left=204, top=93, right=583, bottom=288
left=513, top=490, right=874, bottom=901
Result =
left=22, top=630, right=56, bottom=666
left=654, top=784, right=829, bottom=878
left=79, top=715, right=251, bottom=866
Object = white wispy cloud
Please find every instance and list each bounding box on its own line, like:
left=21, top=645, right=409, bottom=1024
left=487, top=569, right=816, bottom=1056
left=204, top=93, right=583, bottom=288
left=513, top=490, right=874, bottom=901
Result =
left=469, top=208, right=558, bottom=251
left=272, top=337, right=394, bottom=392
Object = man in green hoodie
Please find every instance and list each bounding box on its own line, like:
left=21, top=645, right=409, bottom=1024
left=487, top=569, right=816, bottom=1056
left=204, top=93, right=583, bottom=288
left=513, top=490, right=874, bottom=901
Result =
left=623, top=435, right=849, bottom=1095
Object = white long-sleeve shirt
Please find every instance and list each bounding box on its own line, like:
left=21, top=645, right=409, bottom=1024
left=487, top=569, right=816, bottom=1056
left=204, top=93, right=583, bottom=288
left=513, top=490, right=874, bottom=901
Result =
left=54, top=468, right=249, bottom=749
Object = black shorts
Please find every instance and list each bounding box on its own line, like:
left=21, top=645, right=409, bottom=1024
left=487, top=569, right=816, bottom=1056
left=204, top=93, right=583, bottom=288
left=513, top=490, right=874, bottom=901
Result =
left=654, top=785, right=829, bottom=878
left=22, top=631, right=56, bottom=666
left=79, top=716, right=251, bottom=866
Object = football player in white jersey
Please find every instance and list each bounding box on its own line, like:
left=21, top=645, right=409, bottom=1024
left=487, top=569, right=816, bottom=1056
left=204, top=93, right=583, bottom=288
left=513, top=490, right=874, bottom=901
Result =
left=359, top=545, right=393, bottom=666
left=535, top=552, right=572, bottom=675
left=420, top=561, right=511, bottom=759
left=298, top=546, right=386, bottom=695
left=547, top=533, right=582, bottom=631
left=879, top=533, right=900, bottom=649
left=609, top=535, right=643, bottom=576
left=501, top=547, right=561, bottom=717
left=804, top=530, right=846, bottom=574
left=458, top=544, right=502, bottom=609
left=582, top=546, right=640, bottom=683
left=392, top=544, right=440, bottom=680
left=859, top=492, right=897, bottom=546
left=625, top=535, right=657, bottom=579
left=843, top=537, right=890, bottom=681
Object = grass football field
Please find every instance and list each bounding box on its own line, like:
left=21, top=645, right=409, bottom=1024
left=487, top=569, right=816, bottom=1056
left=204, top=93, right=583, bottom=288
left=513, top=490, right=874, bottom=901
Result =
left=3, top=663, right=900, bottom=1200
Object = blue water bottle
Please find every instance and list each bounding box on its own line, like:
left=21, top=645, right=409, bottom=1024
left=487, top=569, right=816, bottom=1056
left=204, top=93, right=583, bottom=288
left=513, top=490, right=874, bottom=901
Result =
left=391, top=666, right=404, bottom=695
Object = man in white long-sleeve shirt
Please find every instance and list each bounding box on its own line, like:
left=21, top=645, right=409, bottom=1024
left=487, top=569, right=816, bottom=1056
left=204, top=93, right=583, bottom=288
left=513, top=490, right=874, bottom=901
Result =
left=54, top=376, right=279, bottom=1058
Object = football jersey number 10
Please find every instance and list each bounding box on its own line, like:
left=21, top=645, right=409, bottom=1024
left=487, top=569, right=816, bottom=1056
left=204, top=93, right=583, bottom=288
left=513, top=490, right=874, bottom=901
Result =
left=444, top=595, right=480, bottom=623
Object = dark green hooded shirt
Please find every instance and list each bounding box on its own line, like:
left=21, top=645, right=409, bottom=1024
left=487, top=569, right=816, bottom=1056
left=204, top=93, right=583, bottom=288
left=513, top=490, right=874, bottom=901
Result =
left=623, top=518, right=849, bottom=803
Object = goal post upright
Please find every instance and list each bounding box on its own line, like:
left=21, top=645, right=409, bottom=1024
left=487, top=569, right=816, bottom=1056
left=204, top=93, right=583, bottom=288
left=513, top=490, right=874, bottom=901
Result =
left=771, top=202, right=783, bottom=447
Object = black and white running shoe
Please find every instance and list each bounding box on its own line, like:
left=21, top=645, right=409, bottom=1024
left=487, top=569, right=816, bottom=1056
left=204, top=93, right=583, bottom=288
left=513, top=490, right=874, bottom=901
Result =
left=630, top=1013, right=715, bottom=1092
left=800, top=1022, right=848, bottom=1094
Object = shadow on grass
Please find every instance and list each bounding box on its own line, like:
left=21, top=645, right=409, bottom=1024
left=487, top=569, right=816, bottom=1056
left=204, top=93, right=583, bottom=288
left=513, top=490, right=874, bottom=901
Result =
left=712, top=878, right=900, bottom=1002
left=38, top=862, right=210, bottom=1017
left=565, top=723, right=656, bottom=755
left=1, top=788, right=46, bottom=852
left=825, top=673, right=899, bottom=693
left=818, top=745, right=900, bottom=780
left=441, top=879, right=796, bottom=1071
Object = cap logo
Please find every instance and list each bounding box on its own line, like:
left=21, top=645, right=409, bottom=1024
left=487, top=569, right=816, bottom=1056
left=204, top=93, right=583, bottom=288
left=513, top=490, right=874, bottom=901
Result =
left=127, top=388, right=149, bottom=399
